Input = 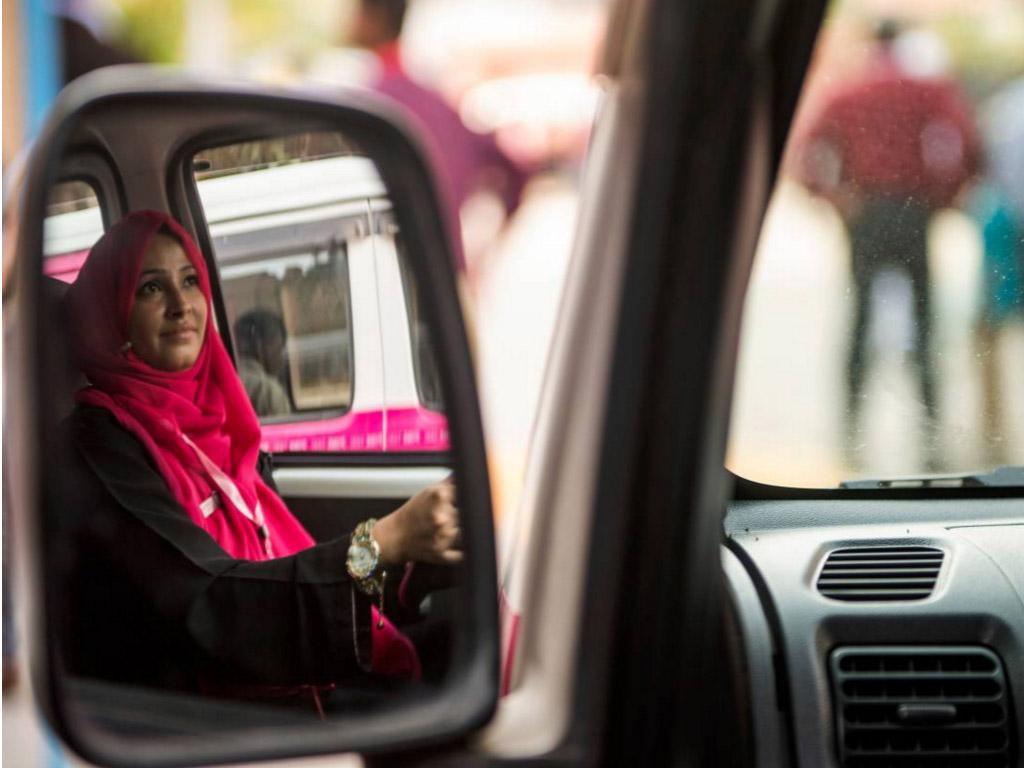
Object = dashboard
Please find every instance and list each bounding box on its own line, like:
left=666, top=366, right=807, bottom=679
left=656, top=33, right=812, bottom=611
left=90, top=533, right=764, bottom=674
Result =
left=723, top=497, right=1024, bottom=768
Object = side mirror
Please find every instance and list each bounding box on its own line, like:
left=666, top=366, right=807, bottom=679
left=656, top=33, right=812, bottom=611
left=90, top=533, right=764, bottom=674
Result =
left=11, top=66, right=497, bottom=766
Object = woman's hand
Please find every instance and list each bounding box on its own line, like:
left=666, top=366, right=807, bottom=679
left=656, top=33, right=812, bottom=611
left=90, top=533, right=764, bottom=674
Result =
left=372, top=479, right=462, bottom=566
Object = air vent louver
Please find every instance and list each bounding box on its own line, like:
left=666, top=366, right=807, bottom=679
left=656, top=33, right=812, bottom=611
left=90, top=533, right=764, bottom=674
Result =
left=832, top=647, right=1014, bottom=768
left=817, top=546, right=944, bottom=601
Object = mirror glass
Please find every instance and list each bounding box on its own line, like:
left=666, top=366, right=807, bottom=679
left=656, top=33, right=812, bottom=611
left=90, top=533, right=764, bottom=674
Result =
left=35, top=120, right=473, bottom=750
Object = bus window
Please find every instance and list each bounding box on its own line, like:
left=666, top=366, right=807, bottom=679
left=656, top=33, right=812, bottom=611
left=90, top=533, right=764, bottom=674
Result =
left=44, top=180, right=104, bottom=283
left=190, top=133, right=366, bottom=426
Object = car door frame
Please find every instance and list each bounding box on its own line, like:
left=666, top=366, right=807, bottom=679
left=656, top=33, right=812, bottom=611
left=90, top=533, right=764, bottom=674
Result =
left=477, top=0, right=828, bottom=765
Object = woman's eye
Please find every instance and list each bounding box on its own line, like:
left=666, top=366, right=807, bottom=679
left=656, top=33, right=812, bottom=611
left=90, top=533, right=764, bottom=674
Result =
left=138, top=281, right=161, bottom=296
left=183, top=274, right=200, bottom=288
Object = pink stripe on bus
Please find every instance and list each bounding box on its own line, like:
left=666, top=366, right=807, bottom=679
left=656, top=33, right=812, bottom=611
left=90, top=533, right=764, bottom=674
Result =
left=259, top=406, right=449, bottom=454
left=385, top=406, right=450, bottom=452
left=43, top=250, right=89, bottom=282
left=260, top=409, right=384, bottom=454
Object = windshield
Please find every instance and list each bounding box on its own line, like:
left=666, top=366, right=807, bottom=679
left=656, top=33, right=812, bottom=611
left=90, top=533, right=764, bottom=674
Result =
left=727, top=0, right=1024, bottom=488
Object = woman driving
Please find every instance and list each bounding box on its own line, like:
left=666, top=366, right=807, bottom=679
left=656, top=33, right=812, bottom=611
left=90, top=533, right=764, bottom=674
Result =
left=60, top=210, right=460, bottom=707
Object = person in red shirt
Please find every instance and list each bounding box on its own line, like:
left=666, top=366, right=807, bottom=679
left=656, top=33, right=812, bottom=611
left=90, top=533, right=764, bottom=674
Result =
left=798, top=20, right=980, bottom=468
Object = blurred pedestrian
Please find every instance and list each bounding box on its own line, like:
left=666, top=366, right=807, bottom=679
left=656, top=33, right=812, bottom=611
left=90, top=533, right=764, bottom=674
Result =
left=349, top=0, right=529, bottom=277
left=981, top=77, right=1024, bottom=221
left=971, top=77, right=1024, bottom=464
left=797, top=20, right=980, bottom=468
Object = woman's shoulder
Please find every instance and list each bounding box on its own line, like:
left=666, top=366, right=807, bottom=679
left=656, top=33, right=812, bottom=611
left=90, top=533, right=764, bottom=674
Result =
left=64, top=403, right=152, bottom=472
left=67, top=402, right=116, bottom=426
left=63, top=404, right=189, bottom=527
left=65, top=402, right=126, bottom=444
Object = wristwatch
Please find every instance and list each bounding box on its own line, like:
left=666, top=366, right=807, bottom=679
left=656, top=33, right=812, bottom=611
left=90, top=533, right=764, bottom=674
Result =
left=347, top=518, right=387, bottom=598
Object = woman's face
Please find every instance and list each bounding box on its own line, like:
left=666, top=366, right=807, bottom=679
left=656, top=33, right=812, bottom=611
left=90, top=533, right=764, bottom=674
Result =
left=127, top=233, right=208, bottom=371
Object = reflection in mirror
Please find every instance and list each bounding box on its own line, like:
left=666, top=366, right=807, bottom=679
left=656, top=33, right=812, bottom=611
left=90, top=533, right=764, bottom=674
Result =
left=41, top=130, right=464, bottom=738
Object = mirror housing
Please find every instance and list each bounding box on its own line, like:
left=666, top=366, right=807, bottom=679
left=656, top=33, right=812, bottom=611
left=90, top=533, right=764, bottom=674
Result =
left=11, top=66, right=498, bottom=767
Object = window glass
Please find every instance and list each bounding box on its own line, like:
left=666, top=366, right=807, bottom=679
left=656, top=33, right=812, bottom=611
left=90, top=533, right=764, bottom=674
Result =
left=221, top=243, right=353, bottom=415
left=728, top=2, right=1024, bottom=487
left=192, top=133, right=362, bottom=422
left=396, top=232, right=445, bottom=413
left=43, top=180, right=104, bottom=282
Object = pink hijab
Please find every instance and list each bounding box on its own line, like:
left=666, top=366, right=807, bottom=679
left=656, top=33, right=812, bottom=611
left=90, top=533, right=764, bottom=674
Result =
left=65, top=210, right=314, bottom=560
left=66, top=210, right=420, bottom=679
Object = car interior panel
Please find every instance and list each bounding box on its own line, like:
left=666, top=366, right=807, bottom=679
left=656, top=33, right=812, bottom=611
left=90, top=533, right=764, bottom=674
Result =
left=722, top=496, right=1023, bottom=767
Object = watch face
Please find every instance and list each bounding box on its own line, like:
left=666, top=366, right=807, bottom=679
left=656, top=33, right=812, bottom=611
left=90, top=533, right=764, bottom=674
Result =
left=347, top=543, right=377, bottom=579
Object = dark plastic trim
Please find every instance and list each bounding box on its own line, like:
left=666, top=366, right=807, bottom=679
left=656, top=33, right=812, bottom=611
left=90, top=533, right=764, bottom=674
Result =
left=730, top=470, right=1024, bottom=502
left=724, top=537, right=798, bottom=760
left=829, top=645, right=1015, bottom=766
left=269, top=451, right=453, bottom=469
left=588, top=0, right=827, bottom=764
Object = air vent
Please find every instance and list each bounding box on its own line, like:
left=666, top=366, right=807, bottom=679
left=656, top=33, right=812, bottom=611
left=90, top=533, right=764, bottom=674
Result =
left=832, top=647, right=1014, bottom=768
left=817, top=546, right=944, bottom=601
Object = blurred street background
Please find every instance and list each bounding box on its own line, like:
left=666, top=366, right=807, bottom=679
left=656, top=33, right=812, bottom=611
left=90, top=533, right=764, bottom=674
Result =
left=3, top=0, right=1024, bottom=764
left=729, top=0, right=1024, bottom=486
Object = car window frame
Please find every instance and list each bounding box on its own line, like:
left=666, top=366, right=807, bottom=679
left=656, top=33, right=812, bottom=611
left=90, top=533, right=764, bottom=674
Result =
left=394, top=229, right=446, bottom=415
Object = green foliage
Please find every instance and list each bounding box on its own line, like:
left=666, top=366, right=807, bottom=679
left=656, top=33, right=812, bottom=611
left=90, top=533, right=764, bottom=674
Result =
left=109, top=0, right=345, bottom=67
left=227, top=0, right=346, bottom=57
left=116, top=0, right=186, bottom=64
left=934, top=15, right=1024, bottom=100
